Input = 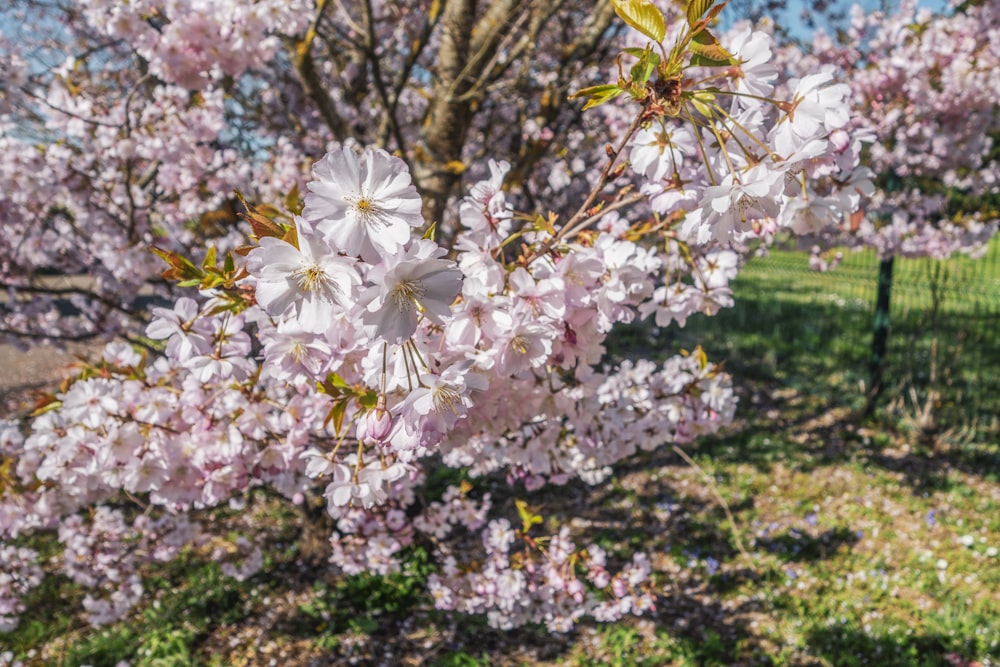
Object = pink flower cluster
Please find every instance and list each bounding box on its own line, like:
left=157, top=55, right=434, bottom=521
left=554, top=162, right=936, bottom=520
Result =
left=0, top=545, right=41, bottom=633
left=1, top=146, right=744, bottom=629
left=328, top=483, right=489, bottom=576
left=627, top=25, right=872, bottom=251
left=429, top=522, right=655, bottom=632
left=59, top=508, right=144, bottom=626
left=77, top=0, right=311, bottom=89
left=0, top=72, right=249, bottom=344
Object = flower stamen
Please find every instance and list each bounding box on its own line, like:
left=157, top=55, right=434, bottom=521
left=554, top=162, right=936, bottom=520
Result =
left=292, top=263, right=343, bottom=301
left=389, top=279, right=426, bottom=312
left=735, top=193, right=754, bottom=222
left=346, top=193, right=390, bottom=229
left=431, top=384, right=463, bottom=415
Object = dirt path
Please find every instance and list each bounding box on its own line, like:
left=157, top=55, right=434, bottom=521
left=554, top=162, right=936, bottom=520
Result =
left=0, top=341, right=100, bottom=419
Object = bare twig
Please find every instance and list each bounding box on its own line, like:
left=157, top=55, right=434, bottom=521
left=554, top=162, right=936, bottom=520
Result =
left=520, top=113, right=645, bottom=265
left=671, top=444, right=754, bottom=567
left=291, top=0, right=349, bottom=140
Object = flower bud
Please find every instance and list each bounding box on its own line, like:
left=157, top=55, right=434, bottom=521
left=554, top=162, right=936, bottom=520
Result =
left=358, top=406, right=394, bottom=444
left=830, top=128, right=851, bottom=153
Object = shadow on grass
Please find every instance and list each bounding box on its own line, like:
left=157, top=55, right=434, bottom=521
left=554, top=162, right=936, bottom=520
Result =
left=609, top=272, right=1000, bottom=487
left=612, top=256, right=1000, bottom=429
left=805, top=625, right=985, bottom=667
left=9, top=558, right=260, bottom=667
left=755, top=527, right=860, bottom=563
left=868, top=443, right=1000, bottom=495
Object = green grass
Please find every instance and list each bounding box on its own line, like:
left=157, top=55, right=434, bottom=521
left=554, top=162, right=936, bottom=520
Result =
left=5, top=555, right=262, bottom=667
left=3, top=242, right=1000, bottom=666
left=661, top=237, right=1000, bottom=436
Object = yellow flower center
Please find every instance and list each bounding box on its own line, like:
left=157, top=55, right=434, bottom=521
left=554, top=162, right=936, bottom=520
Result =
left=348, top=194, right=388, bottom=228
left=292, top=262, right=342, bottom=301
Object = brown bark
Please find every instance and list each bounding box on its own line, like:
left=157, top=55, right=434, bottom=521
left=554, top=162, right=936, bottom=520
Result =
left=292, top=0, right=349, bottom=142
left=412, top=0, right=482, bottom=226
left=412, top=0, right=618, bottom=227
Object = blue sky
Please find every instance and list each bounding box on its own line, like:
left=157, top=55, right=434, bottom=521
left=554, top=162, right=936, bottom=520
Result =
left=719, top=0, right=953, bottom=39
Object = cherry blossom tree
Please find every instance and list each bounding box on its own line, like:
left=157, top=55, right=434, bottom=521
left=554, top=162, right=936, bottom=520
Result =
left=0, top=0, right=876, bottom=634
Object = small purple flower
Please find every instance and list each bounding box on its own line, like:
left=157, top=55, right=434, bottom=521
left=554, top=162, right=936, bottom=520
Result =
left=926, top=509, right=937, bottom=527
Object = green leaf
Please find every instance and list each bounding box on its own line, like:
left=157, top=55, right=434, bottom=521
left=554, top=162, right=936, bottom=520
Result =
left=515, top=499, right=543, bottom=534
left=327, top=399, right=347, bottom=436
left=202, top=245, right=217, bottom=270
left=686, top=0, right=713, bottom=27
left=285, top=183, right=303, bottom=216
left=690, top=53, right=732, bottom=68
left=689, top=29, right=734, bottom=65
left=689, top=89, right=718, bottom=116
left=688, top=0, right=731, bottom=37
left=694, top=345, right=708, bottom=369
left=200, top=275, right=222, bottom=289
left=358, top=391, right=378, bottom=409
left=611, top=0, right=666, bottom=43
left=705, top=0, right=731, bottom=23
left=151, top=246, right=205, bottom=282
left=422, top=221, right=437, bottom=241
left=571, top=83, right=625, bottom=110
left=328, top=373, right=349, bottom=389
left=317, top=372, right=350, bottom=400
left=629, top=50, right=661, bottom=86
left=234, top=190, right=288, bottom=243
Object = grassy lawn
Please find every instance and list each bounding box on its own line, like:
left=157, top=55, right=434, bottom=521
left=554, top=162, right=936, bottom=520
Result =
left=4, top=242, right=1000, bottom=666
left=673, top=239, right=1000, bottom=434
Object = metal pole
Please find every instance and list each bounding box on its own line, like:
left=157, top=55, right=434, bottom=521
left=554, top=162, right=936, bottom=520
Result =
left=866, top=256, right=894, bottom=415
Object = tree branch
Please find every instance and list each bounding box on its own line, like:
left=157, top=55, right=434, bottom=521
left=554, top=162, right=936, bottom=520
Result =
left=412, top=0, right=480, bottom=225
left=291, top=0, right=349, bottom=141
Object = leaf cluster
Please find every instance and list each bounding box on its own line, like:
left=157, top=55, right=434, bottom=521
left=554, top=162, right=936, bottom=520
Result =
left=572, top=0, right=738, bottom=112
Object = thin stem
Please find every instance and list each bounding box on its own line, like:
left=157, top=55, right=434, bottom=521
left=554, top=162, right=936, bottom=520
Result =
left=351, top=437, right=366, bottom=484
left=702, top=108, right=740, bottom=180
left=684, top=103, right=720, bottom=186
left=708, top=100, right=780, bottom=163
left=409, top=340, right=429, bottom=371
left=381, top=341, right=388, bottom=396
left=400, top=342, right=415, bottom=392
left=520, top=112, right=644, bottom=264
left=671, top=444, right=753, bottom=567
left=553, top=191, right=646, bottom=248
left=709, top=88, right=786, bottom=108
left=361, top=0, right=410, bottom=155
left=328, top=428, right=350, bottom=462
